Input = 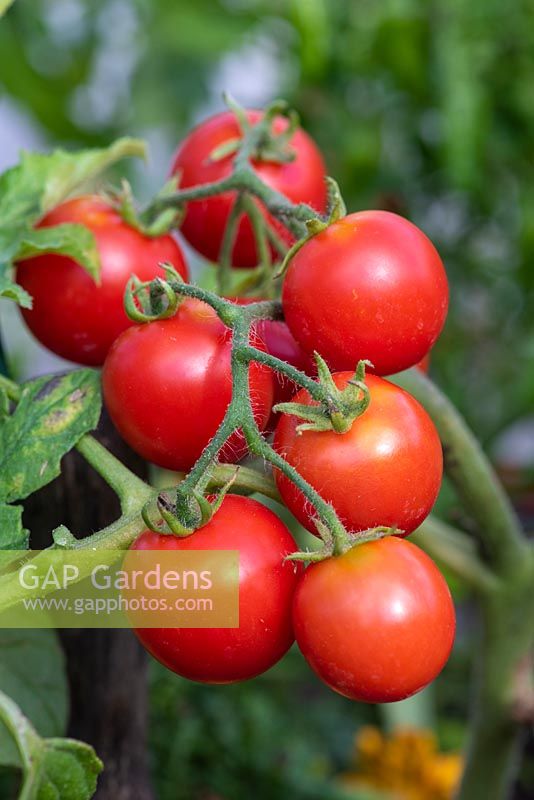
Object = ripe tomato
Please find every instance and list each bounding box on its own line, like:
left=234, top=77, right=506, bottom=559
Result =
left=293, top=537, right=456, bottom=702
left=102, top=298, right=273, bottom=471
left=282, top=211, right=448, bottom=375
left=274, top=372, right=442, bottom=536
left=16, top=195, right=188, bottom=366
left=170, top=110, right=327, bottom=267
left=131, top=495, right=302, bottom=683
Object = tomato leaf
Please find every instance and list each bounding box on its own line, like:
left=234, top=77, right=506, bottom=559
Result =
left=0, top=503, right=29, bottom=549
left=0, top=272, right=32, bottom=307
left=15, top=223, right=101, bottom=284
left=0, top=631, right=68, bottom=767
left=37, top=738, right=102, bottom=800
left=0, top=137, right=147, bottom=304
left=0, top=369, right=101, bottom=504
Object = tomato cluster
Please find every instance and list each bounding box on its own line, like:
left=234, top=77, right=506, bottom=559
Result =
left=16, top=107, right=455, bottom=704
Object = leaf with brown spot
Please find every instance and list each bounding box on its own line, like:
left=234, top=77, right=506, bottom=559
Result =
left=0, top=369, right=101, bottom=503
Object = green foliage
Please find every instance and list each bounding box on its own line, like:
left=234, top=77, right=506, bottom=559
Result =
left=0, top=370, right=101, bottom=511
left=149, top=649, right=388, bottom=800
left=0, top=138, right=146, bottom=305
left=36, top=739, right=102, bottom=800
left=0, top=631, right=68, bottom=767
left=0, top=504, right=28, bottom=550
left=0, top=689, right=101, bottom=800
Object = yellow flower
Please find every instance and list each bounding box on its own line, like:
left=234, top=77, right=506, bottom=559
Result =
left=338, top=726, right=463, bottom=800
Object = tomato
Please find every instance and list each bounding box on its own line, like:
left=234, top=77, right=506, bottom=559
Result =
left=131, top=495, right=302, bottom=683
left=170, top=110, right=327, bottom=267
left=16, top=195, right=188, bottom=366
left=274, top=372, right=442, bottom=536
left=102, top=298, right=273, bottom=471
left=282, top=211, right=448, bottom=375
left=293, top=537, right=456, bottom=702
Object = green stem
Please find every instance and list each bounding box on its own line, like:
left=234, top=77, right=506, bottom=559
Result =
left=411, top=516, right=498, bottom=594
left=0, top=690, right=43, bottom=799
left=240, top=343, right=322, bottom=399
left=392, top=368, right=526, bottom=577
left=457, top=549, right=534, bottom=800
left=205, top=463, right=281, bottom=502
left=230, top=314, right=352, bottom=554
left=145, top=165, right=321, bottom=240
left=75, top=436, right=152, bottom=514
left=217, top=191, right=245, bottom=295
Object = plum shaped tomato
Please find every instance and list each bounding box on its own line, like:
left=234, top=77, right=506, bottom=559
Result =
left=170, top=110, right=327, bottom=267
left=131, top=495, right=302, bottom=683
left=282, top=210, right=449, bottom=375
left=293, top=537, right=456, bottom=702
left=274, top=372, right=442, bottom=536
left=102, top=298, right=274, bottom=471
left=16, top=195, right=188, bottom=366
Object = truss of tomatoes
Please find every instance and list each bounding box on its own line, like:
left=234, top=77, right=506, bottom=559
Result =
left=17, top=109, right=455, bottom=704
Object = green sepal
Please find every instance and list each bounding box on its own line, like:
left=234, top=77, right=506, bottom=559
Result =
left=274, top=357, right=372, bottom=434
left=275, top=176, right=346, bottom=277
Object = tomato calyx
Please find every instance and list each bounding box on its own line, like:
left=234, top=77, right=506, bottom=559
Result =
left=209, top=94, right=300, bottom=166
left=107, top=179, right=183, bottom=237
left=276, top=176, right=346, bottom=278
left=286, top=522, right=401, bottom=564
left=275, top=357, right=372, bottom=434
left=124, top=263, right=186, bottom=323
left=142, top=472, right=239, bottom=538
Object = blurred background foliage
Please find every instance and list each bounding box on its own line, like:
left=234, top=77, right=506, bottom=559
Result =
left=1, top=1, right=534, bottom=798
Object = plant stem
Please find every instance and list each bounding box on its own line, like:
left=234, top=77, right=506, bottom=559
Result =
left=217, top=191, right=244, bottom=295
left=75, top=436, right=152, bottom=514
left=411, top=516, right=498, bottom=594
left=457, top=550, right=534, bottom=800
left=392, top=368, right=526, bottom=577
left=205, top=463, right=281, bottom=501
left=393, top=367, right=533, bottom=800
left=0, top=690, right=43, bottom=798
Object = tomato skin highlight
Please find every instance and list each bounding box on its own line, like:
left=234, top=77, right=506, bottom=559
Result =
left=293, top=537, right=456, bottom=702
left=274, top=372, right=442, bottom=536
left=102, top=298, right=274, bottom=471
left=282, top=210, right=449, bottom=376
left=16, top=195, right=188, bottom=366
left=170, top=110, right=327, bottom=267
left=131, top=496, right=302, bottom=683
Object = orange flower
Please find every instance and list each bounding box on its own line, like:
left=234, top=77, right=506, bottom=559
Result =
left=338, top=726, right=463, bottom=800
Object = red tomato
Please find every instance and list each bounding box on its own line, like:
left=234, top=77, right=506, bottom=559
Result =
left=131, top=495, right=302, bottom=683
left=274, top=372, right=442, bottom=536
left=16, top=195, right=188, bottom=366
left=170, top=110, right=327, bottom=267
left=293, top=537, right=456, bottom=702
left=102, top=298, right=274, bottom=471
left=282, top=211, right=448, bottom=375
